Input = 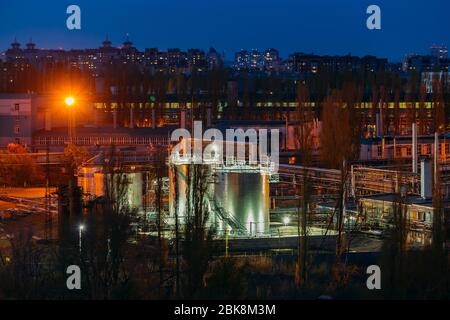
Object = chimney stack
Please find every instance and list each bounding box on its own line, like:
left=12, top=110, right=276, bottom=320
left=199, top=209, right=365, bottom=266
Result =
left=376, top=113, right=382, bottom=137
left=206, top=106, right=212, bottom=128
left=151, top=109, right=156, bottom=129
left=412, top=123, right=418, bottom=174
left=421, top=159, right=432, bottom=199
left=180, top=109, right=186, bottom=129
left=434, top=132, right=439, bottom=183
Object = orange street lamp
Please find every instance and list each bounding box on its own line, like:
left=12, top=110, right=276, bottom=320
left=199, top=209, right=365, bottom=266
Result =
left=65, top=96, right=75, bottom=107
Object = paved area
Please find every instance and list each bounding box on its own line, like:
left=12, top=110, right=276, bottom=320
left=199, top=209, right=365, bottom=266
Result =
left=0, top=187, right=57, bottom=251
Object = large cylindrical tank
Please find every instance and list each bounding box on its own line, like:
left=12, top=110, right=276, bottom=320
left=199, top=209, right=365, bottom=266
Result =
left=78, top=169, right=143, bottom=210
left=169, top=165, right=214, bottom=222
left=214, top=172, right=270, bottom=236
left=169, top=166, right=270, bottom=236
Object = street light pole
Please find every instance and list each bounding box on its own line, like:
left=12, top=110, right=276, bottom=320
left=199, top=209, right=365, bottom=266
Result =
left=79, top=224, right=84, bottom=254
left=65, top=97, right=76, bottom=144
left=284, top=114, right=288, bottom=151
left=69, top=108, right=74, bottom=144
left=225, top=224, right=229, bottom=258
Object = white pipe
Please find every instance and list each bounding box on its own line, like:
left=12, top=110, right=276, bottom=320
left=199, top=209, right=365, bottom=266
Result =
left=412, top=123, right=418, bottom=174
left=434, top=132, right=439, bottom=183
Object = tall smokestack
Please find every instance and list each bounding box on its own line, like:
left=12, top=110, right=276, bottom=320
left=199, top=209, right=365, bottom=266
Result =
left=151, top=109, right=156, bottom=129
left=94, top=106, right=100, bottom=128
left=434, top=132, right=439, bottom=183
left=113, top=110, right=117, bottom=129
left=206, top=106, right=212, bottom=128
left=412, top=123, right=418, bottom=173
left=129, top=107, right=134, bottom=128
left=180, top=109, right=186, bottom=129
left=379, top=101, right=383, bottom=136
left=393, top=137, right=397, bottom=159
left=421, top=159, right=432, bottom=199
left=376, top=113, right=381, bottom=137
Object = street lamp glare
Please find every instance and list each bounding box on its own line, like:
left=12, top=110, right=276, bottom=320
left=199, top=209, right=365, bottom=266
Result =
left=79, top=225, right=85, bottom=231
left=65, top=96, right=75, bottom=107
left=283, top=216, right=290, bottom=225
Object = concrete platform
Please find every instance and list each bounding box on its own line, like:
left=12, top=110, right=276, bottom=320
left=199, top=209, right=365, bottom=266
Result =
left=213, top=233, right=339, bottom=252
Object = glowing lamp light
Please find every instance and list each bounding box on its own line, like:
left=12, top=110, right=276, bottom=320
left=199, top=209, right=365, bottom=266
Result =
left=283, top=216, right=290, bottom=226
left=65, top=96, right=75, bottom=107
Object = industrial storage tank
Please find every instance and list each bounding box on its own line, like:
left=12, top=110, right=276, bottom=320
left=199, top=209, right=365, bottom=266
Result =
left=169, top=164, right=214, bottom=223
left=78, top=168, right=143, bottom=211
left=169, top=165, right=270, bottom=237
left=213, top=172, right=270, bottom=236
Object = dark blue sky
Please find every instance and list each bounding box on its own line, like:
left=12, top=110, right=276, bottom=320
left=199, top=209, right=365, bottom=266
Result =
left=0, top=0, right=449, bottom=62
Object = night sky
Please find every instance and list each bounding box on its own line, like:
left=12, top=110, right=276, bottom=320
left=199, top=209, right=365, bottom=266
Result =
left=0, top=0, right=449, bottom=62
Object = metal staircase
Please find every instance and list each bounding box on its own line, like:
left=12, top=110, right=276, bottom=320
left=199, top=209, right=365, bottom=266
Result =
left=207, top=194, right=248, bottom=236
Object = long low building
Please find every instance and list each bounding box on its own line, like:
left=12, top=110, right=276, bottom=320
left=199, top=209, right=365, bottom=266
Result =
left=32, top=126, right=173, bottom=152
left=358, top=192, right=450, bottom=246
left=360, top=134, right=450, bottom=162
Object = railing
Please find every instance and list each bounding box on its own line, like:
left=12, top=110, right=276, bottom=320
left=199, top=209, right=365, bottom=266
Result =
left=352, top=165, right=420, bottom=195
left=169, top=152, right=278, bottom=175
left=34, top=135, right=170, bottom=146
left=276, top=164, right=341, bottom=191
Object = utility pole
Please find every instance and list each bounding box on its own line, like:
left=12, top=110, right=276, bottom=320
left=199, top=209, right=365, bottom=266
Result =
left=225, top=223, right=229, bottom=257
left=336, top=159, right=346, bottom=259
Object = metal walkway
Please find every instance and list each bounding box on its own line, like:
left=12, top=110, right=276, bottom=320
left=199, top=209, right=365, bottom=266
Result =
left=207, top=194, right=248, bottom=236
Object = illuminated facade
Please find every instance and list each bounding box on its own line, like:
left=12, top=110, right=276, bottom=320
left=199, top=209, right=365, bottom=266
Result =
left=431, top=44, right=449, bottom=60
left=2, top=38, right=223, bottom=77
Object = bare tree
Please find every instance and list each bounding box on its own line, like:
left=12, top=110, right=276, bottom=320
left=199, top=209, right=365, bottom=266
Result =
left=321, top=88, right=361, bottom=288
left=80, top=147, right=137, bottom=299
left=294, top=82, right=314, bottom=288
left=182, top=164, right=214, bottom=298
left=0, top=226, right=57, bottom=299
left=170, top=163, right=181, bottom=297
left=150, top=146, right=167, bottom=296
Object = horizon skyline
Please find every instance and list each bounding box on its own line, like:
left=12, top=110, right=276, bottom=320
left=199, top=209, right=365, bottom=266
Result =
left=1, top=36, right=446, bottom=64
left=1, top=0, right=449, bottom=63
